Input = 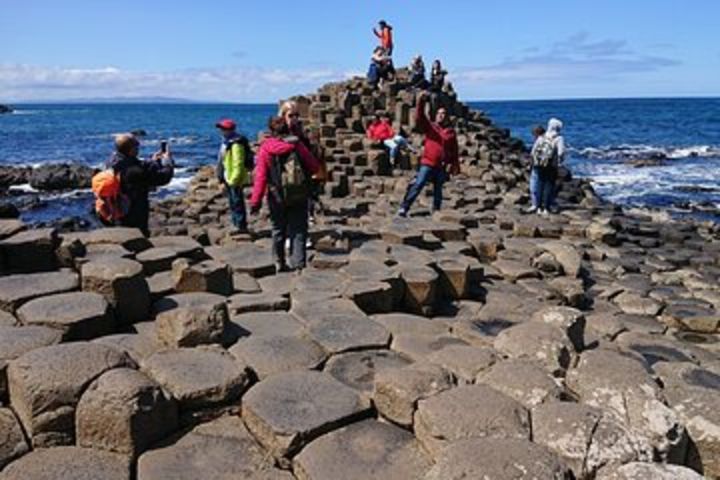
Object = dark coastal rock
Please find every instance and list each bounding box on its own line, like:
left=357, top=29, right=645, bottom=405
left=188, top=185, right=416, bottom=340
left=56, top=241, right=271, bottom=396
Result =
left=29, top=163, right=97, bottom=191
left=0, top=166, right=31, bottom=190
left=0, top=202, right=20, bottom=219
left=0, top=104, right=13, bottom=114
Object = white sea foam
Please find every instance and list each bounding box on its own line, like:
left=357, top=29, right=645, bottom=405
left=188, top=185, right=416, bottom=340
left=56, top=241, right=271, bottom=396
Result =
left=572, top=144, right=720, bottom=160
left=8, top=183, right=38, bottom=193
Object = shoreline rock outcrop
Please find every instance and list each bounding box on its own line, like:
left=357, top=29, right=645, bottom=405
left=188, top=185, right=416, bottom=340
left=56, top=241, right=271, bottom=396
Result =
left=0, top=72, right=719, bottom=478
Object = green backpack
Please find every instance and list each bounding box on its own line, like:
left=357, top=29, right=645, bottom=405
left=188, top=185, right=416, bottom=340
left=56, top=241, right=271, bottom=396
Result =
left=269, top=147, right=309, bottom=207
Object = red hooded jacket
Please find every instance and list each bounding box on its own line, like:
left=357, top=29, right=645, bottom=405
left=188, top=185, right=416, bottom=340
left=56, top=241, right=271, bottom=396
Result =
left=250, top=137, right=320, bottom=208
left=366, top=120, right=395, bottom=142
left=416, top=97, right=459, bottom=172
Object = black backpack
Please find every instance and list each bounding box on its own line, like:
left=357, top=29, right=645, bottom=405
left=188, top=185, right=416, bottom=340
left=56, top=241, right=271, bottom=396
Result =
left=228, top=135, right=255, bottom=170
left=268, top=147, right=310, bottom=207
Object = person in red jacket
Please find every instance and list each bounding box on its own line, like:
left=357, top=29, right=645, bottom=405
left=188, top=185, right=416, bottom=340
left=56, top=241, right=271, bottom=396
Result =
left=373, top=20, right=393, bottom=56
left=367, top=113, right=413, bottom=167
left=398, top=91, right=459, bottom=217
left=249, top=117, right=321, bottom=271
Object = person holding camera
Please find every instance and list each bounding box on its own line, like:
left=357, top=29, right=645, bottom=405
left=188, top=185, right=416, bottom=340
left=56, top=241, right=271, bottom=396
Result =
left=105, top=133, right=174, bottom=236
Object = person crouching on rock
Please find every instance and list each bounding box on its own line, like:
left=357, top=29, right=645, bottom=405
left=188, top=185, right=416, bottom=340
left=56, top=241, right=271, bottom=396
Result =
left=398, top=91, right=459, bottom=217
left=216, top=118, right=253, bottom=233
left=525, top=125, right=546, bottom=214
left=106, top=133, right=174, bottom=236
left=367, top=113, right=414, bottom=168
left=249, top=117, right=321, bottom=272
left=409, top=55, right=428, bottom=90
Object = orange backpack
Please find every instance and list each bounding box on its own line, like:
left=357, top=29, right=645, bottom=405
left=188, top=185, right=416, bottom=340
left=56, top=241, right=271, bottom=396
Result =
left=91, top=170, right=130, bottom=222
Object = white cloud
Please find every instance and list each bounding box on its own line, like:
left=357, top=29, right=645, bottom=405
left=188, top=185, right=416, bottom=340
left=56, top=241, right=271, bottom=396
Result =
left=0, top=64, right=363, bottom=102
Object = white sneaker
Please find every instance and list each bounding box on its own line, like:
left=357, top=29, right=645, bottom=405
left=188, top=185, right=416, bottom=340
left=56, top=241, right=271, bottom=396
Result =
left=524, top=206, right=538, bottom=214
left=397, top=208, right=408, bottom=218
left=538, top=209, right=549, bottom=217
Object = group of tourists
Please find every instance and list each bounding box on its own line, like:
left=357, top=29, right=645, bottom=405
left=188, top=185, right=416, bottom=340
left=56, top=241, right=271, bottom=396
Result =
left=92, top=18, right=567, bottom=274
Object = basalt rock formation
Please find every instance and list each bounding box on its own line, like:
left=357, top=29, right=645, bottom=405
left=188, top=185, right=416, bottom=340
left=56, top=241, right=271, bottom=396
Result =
left=0, top=72, right=719, bottom=479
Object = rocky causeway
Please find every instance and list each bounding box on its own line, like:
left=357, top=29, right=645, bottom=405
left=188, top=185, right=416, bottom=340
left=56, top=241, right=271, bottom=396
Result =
left=0, top=70, right=719, bottom=479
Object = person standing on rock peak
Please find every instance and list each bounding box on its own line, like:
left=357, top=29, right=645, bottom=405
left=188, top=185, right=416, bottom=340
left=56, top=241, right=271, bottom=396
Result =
left=398, top=91, right=459, bottom=217
left=216, top=118, right=254, bottom=233
left=249, top=117, right=321, bottom=272
left=105, top=133, right=174, bottom=236
left=373, top=20, right=393, bottom=56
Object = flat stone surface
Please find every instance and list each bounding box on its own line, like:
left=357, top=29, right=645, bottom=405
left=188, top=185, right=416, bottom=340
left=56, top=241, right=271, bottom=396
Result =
left=324, top=349, right=412, bottom=394
left=205, top=244, right=275, bottom=278
left=7, top=342, right=130, bottom=447
left=16, top=292, right=114, bottom=341
left=531, top=305, right=586, bottom=351
left=229, top=312, right=306, bottom=338
left=141, top=346, right=251, bottom=410
left=306, top=314, right=390, bottom=354
left=391, top=333, right=469, bottom=361
left=0, top=228, right=58, bottom=273
left=233, top=273, right=261, bottom=294
left=0, top=311, right=17, bottom=327
left=597, top=462, right=704, bottom=480
left=426, top=345, right=496, bottom=384
left=150, top=235, right=204, bottom=258
left=229, top=335, right=326, bottom=379
left=228, top=292, right=289, bottom=314
left=0, top=326, right=64, bottom=363
left=242, top=371, right=371, bottom=462
left=478, top=359, right=564, bottom=408
left=414, top=384, right=531, bottom=458
left=294, top=420, right=431, bottom=480
left=0, top=219, right=25, bottom=240
left=1, top=447, right=130, bottom=479
left=373, top=362, right=453, bottom=428
left=425, top=438, right=571, bottom=480
left=0, top=407, right=28, bottom=470
left=94, top=332, right=161, bottom=363
left=372, top=313, right=450, bottom=337
left=494, top=322, right=575, bottom=375
left=136, top=247, right=178, bottom=275
left=155, top=298, right=228, bottom=348
left=172, top=259, right=233, bottom=296
left=0, top=270, right=79, bottom=313
left=532, top=402, right=652, bottom=479
left=84, top=227, right=151, bottom=252
left=76, top=368, right=178, bottom=456
left=137, top=415, right=283, bottom=480
left=81, top=258, right=150, bottom=325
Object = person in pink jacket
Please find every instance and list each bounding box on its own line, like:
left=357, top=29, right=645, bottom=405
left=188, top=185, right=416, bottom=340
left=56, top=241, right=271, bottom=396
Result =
left=250, top=117, right=320, bottom=271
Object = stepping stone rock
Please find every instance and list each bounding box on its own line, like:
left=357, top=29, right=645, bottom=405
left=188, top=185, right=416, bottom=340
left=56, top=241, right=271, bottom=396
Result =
left=391, top=333, right=468, bottom=361
left=399, top=266, right=438, bottom=315
left=653, top=361, right=720, bottom=478
left=150, top=235, right=204, bottom=259
left=294, top=420, right=431, bottom=480
left=541, top=240, right=582, bottom=278
left=494, top=322, right=575, bottom=376
left=492, top=259, right=540, bottom=282
left=566, top=348, right=686, bottom=462
left=597, top=462, right=704, bottom=480
left=141, top=346, right=251, bottom=410
left=0, top=325, right=63, bottom=399
left=306, top=313, right=390, bottom=354
left=16, top=292, right=114, bottom=341
left=0, top=219, right=25, bottom=241
left=229, top=312, right=305, bottom=338
left=137, top=415, right=283, bottom=480
left=343, top=280, right=396, bottom=314
left=172, top=258, right=233, bottom=296
left=242, top=371, right=371, bottom=462
left=0, top=270, right=78, bottom=313
left=233, top=273, right=261, bottom=293
left=373, top=362, right=453, bottom=428
left=229, top=335, right=326, bottom=379
left=425, top=345, right=496, bottom=384
left=425, top=438, right=571, bottom=480
left=0, top=228, right=58, bottom=273
left=7, top=342, right=130, bottom=447
left=372, top=313, right=450, bottom=337
left=155, top=297, right=228, bottom=348
left=324, top=349, right=412, bottom=394
left=0, top=407, right=28, bottom=470
left=147, top=271, right=175, bottom=300
left=94, top=332, right=161, bottom=364
left=531, top=305, right=586, bottom=352
left=76, top=368, right=177, bottom=456
left=414, top=384, right=530, bottom=458
left=477, top=359, right=563, bottom=408
left=533, top=402, right=652, bottom=479
left=136, top=247, right=178, bottom=275
left=434, top=258, right=473, bottom=299
left=85, top=227, right=151, bottom=252
left=0, top=446, right=130, bottom=480
left=206, top=244, right=275, bottom=278
left=613, top=291, right=663, bottom=316
left=81, top=258, right=150, bottom=325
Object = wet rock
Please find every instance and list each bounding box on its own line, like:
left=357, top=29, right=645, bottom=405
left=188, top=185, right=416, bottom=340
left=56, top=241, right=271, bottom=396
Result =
left=373, top=362, right=453, bottom=428
left=242, top=371, right=371, bottom=463
left=141, top=346, right=251, bottom=410
left=81, top=258, right=150, bottom=325
left=324, top=349, right=412, bottom=394
left=0, top=446, right=131, bottom=480
left=76, top=368, right=177, bottom=456
left=414, top=384, right=530, bottom=458
left=7, top=342, right=130, bottom=447
left=0, top=408, right=28, bottom=470
left=425, top=437, right=571, bottom=480
left=478, top=359, right=564, bottom=408
left=172, top=258, right=233, bottom=296
left=16, top=292, right=114, bottom=341
left=29, top=163, right=96, bottom=191
left=294, top=420, right=431, bottom=480
left=0, top=228, right=59, bottom=272
left=229, top=335, right=326, bottom=380
left=137, top=415, right=282, bottom=480
left=533, top=402, right=652, bottom=478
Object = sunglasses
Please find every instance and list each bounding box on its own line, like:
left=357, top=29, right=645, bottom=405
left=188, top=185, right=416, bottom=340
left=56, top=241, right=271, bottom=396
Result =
left=288, top=113, right=300, bottom=118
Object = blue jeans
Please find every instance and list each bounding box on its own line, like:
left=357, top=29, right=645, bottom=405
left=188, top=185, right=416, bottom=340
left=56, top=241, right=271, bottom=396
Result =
left=529, top=167, right=540, bottom=208
left=401, top=165, right=446, bottom=213
left=383, top=136, right=409, bottom=165
left=226, top=186, right=247, bottom=229
left=536, top=167, right=557, bottom=210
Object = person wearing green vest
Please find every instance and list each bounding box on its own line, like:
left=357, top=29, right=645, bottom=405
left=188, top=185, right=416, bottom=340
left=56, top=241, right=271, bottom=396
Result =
left=215, top=118, right=253, bottom=232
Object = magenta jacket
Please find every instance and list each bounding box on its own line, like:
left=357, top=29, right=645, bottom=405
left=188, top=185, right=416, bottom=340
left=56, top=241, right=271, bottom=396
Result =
left=250, top=136, right=321, bottom=208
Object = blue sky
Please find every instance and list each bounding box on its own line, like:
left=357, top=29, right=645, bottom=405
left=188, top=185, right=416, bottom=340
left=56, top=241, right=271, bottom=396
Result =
left=1, top=0, right=718, bottom=102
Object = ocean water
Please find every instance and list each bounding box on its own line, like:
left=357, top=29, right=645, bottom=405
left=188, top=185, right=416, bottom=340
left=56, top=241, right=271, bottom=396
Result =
left=1, top=98, right=719, bottom=224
